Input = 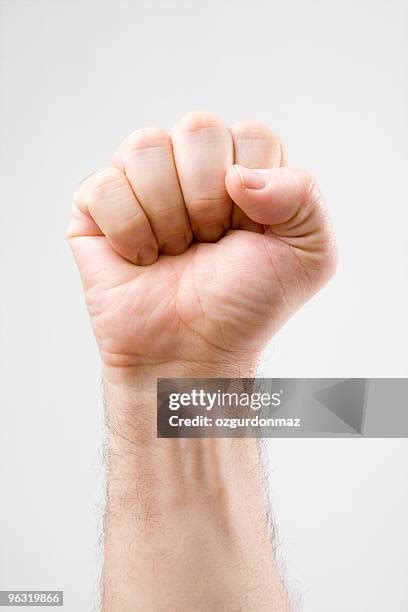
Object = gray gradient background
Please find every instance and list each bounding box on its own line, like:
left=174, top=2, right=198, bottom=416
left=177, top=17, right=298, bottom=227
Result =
left=0, top=1, right=407, bottom=610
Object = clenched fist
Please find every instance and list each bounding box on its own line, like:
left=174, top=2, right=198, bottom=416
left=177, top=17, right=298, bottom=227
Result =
left=67, top=111, right=336, bottom=382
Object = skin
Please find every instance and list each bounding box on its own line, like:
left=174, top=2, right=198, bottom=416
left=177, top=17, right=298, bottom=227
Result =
left=67, top=111, right=336, bottom=611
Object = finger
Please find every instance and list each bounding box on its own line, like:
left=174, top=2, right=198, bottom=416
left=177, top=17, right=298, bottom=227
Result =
left=71, top=167, right=158, bottom=265
left=225, top=165, right=331, bottom=243
left=171, top=111, right=234, bottom=242
left=112, top=127, right=193, bottom=255
left=231, top=121, right=285, bottom=232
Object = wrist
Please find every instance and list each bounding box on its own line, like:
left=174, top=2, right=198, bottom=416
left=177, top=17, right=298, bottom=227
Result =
left=101, top=356, right=259, bottom=389
left=102, top=358, right=259, bottom=454
left=102, top=370, right=263, bottom=514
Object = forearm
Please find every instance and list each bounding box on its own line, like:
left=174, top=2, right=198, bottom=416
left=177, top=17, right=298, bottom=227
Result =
left=102, top=376, right=292, bottom=612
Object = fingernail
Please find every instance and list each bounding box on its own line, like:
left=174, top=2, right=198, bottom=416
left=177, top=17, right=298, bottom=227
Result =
left=196, top=224, right=224, bottom=242
left=162, top=233, right=189, bottom=255
left=234, top=164, right=268, bottom=190
left=138, top=244, right=157, bottom=265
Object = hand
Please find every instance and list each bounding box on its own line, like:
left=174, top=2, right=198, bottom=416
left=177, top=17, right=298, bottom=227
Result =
left=67, top=111, right=336, bottom=381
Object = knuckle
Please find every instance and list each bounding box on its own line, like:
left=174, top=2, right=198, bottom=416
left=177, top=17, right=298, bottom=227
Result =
left=109, top=213, right=149, bottom=246
left=148, top=203, right=185, bottom=221
left=231, top=121, right=281, bottom=145
left=74, top=167, right=124, bottom=210
left=187, top=195, right=232, bottom=224
left=126, top=126, right=170, bottom=153
left=188, top=192, right=231, bottom=210
left=175, top=110, right=224, bottom=134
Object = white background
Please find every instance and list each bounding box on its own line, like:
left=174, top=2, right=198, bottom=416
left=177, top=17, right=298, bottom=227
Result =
left=1, top=1, right=407, bottom=610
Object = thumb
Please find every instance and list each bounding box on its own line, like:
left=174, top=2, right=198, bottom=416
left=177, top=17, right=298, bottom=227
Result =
left=225, top=164, right=327, bottom=235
